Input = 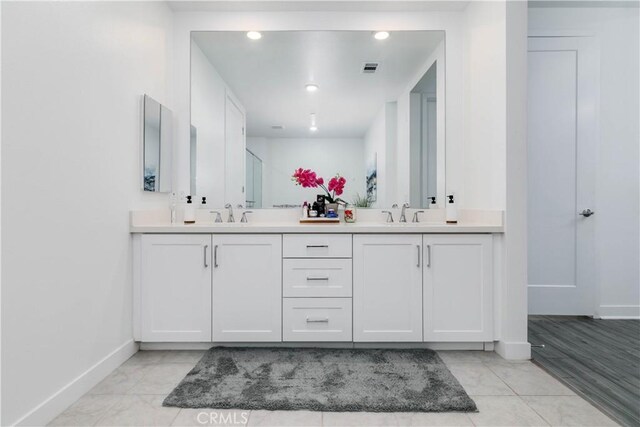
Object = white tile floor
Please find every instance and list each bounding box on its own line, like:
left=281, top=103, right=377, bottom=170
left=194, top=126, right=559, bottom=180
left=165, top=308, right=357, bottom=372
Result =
left=49, top=350, right=618, bottom=427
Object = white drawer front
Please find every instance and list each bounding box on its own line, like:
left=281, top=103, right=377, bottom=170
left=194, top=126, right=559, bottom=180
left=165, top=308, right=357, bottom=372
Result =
left=283, top=259, right=352, bottom=297
left=283, top=234, right=352, bottom=258
left=283, top=298, right=352, bottom=342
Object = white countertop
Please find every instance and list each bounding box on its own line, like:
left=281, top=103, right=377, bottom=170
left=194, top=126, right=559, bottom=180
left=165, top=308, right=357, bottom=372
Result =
left=130, top=222, right=503, bottom=234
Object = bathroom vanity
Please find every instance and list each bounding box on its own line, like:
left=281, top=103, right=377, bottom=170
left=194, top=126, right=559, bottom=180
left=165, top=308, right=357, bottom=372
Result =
left=132, top=216, right=502, bottom=349
left=132, top=28, right=506, bottom=351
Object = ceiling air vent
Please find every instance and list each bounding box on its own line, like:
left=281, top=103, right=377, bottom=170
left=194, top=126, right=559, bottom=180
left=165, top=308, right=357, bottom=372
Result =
left=362, top=62, right=379, bottom=74
left=271, top=125, right=285, bottom=130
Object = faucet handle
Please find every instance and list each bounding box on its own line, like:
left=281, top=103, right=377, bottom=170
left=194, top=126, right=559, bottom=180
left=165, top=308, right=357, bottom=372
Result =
left=209, top=211, right=223, bottom=223
left=412, top=210, right=425, bottom=223
left=381, top=210, right=394, bottom=223
left=240, top=211, right=253, bottom=223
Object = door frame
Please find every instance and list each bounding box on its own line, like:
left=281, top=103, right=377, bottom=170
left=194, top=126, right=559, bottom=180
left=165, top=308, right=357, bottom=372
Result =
left=527, top=35, right=600, bottom=316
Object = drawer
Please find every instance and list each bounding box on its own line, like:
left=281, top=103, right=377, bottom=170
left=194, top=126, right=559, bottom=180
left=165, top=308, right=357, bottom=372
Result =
left=283, top=259, right=352, bottom=297
left=283, top=234, right=352, bottom=258
left=283, top=298, right=352, bottom=342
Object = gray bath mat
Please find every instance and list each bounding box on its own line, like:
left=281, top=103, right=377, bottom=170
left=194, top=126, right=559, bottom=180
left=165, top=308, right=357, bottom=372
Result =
left=163, top=347, right=476, bottom=412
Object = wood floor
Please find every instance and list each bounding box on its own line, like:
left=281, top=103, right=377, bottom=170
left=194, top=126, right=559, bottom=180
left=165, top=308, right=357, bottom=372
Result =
left=529, top=315, right=640, bottom=427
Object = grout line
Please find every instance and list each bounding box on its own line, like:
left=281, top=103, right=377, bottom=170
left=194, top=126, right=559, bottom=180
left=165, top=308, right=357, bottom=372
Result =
left=482, top=362, right=521, bottom=397
left=519, top=396, right=554, bottom=427
left=168, top=407, right=182, bottom=427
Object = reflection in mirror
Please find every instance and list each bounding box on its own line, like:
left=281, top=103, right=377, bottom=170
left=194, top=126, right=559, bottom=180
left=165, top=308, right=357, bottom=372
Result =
left=190, top=31, right=445, bottom=207
left=410, top=62, right=443, bottom=208
left=143, top=95, right=172, bottom=192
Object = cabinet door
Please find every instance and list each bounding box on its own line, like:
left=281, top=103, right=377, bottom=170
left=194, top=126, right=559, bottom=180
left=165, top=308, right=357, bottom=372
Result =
left=353, top=234, right=423, bottom=341
left=213, top=234, right=282, bottom=342
left=423, top=234, right=493, bottom=341
left=140, top=234, right=212, bottom=342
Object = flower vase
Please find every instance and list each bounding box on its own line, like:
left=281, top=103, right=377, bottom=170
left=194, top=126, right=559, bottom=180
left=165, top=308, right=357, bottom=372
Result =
left=344, top=204, right=357, bottom=223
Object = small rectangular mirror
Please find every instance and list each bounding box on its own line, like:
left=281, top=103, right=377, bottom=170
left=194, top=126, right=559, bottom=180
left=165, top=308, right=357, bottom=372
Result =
left=143, top=94, right=172, bottom=192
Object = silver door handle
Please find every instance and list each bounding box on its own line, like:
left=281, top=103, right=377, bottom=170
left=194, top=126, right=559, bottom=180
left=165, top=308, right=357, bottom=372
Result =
left=204, top=245, right=209, bottom=268
left=306, top=317, right=329, bottom=323
left=579, top=209, right=595, bottom=217
left=426, top=245, right=431, bottom=268
left=306, top=245, right=328, bottom=248
left=213, top=245, right=219, bottom=268
left=417, top=245, right=421, bottom=267
left=306, top=277, right=329, bottom=281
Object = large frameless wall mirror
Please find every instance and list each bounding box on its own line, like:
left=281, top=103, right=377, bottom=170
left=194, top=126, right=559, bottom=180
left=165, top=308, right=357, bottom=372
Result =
left=143, top=94, right=173, bottom=192
left=189, top=30, right=445, bottom=208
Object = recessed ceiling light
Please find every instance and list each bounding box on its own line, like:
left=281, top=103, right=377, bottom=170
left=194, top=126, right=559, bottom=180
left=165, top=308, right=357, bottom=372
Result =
left=309, top=126, right=318, bottom=132
left=373, top=31, right=390, bottom=40
left=305, top=83, right=319, bottom=93
left=246, top=31, right=262, bottom=40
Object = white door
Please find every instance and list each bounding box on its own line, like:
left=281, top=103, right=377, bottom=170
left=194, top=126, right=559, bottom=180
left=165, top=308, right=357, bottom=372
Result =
left=527, top=37, right=598, bottom=315
left=212, top=234, right=282, bottom=342
left=140, top=234, right=212, bottom=342
left=423, top=234, right=493, bottom=342
left=353, top=234, right=423, bottom=341
left=225, top=91, right=246, bottom=207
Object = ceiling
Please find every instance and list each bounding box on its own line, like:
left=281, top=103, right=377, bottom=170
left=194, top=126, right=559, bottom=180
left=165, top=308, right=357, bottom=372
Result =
left=170, top=1, right=469, bottom=12
left=192, top=31, right=444, bottom=138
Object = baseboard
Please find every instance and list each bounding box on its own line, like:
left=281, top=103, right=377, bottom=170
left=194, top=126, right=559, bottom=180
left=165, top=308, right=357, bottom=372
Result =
left=596, top=305, right=640, bottom=319
left=495, top=340, right=531, bottom=360
left=140, top=341, right=486, bottom=351
left=12, top=340, right=138, bottom=427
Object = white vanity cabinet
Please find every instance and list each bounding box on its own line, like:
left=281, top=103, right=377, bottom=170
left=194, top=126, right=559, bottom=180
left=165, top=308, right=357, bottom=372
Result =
left=212, top=234, right=282, bottom=342
left=423, top=234, right=493, bottom=341
left=136, top=234, right=212, bottom=342
left=133, top=229, right=497, bottom=346
left=353, top=234, right=423, bottom=342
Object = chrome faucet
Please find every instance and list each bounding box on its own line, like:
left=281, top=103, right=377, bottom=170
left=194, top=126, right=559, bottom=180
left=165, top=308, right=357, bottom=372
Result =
left=412, top=210, right=424, bottom=223
left=210, top=211, right=223, bottom=223
left=399, top=203, right=410, bottom=223
left=382, top=210, right=394, bottom=223
left=240, top=211, right=253, bottom=223
left=224, top=203, right=235, bottom=223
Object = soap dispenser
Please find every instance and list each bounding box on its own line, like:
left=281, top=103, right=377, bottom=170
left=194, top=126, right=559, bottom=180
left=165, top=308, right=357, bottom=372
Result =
left=428, top=196, right=438, bottom=209
left=446, top=194, right=458, bottom=224
left=200, top=197, right=207, bottom=208
left=184, top=195, right=196, bottom=224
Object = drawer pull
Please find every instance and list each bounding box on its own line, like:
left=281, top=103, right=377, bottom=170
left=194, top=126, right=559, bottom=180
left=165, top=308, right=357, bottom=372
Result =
left=306, top=276, right=329, bottom=281
left=306, top=245, right=329, bottom=248
left=306, top=317, right=329, bottom=323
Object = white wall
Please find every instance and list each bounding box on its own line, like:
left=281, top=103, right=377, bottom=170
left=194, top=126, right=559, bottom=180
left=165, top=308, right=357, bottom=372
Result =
left=248, top=137, right=365, bottom=207
left=529, top=6, right=640, bottom=318
left=463, top=1, right=507, bottom=211
left=1, top=2, right=173, bottom=425
left=191, top=40, right=227, bottom=206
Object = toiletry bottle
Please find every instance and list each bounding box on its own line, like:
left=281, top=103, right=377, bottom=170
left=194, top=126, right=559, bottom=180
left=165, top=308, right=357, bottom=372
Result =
left=200, top=197, right=207, bottom=208
left=169, top=192, right=178, bottom=224
left=184, top=195, right=196, bottom=224
left=302, top=201, right=308, bottom=218
left=429, top=196, right=438, bottom=209
left=446, top=194, right=458, bottom=224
